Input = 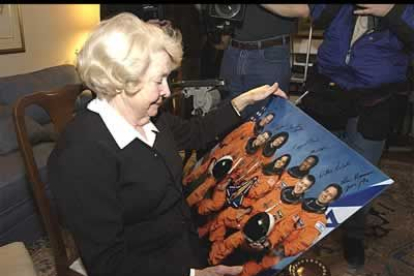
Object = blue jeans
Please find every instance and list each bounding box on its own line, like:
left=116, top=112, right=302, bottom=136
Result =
left=219, top=42, right=291, bottom=118
left=334, top=117, right=385, bottom=166
left=335, top=117, right=385, bottom=241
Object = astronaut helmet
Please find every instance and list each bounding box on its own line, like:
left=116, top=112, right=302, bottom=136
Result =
left=242, top=212, right=275, bottom=244
left=209, top=155, right=233, bottom=180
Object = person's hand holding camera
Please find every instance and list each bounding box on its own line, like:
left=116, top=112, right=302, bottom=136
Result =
left=354, top=4, right=395, bottom=17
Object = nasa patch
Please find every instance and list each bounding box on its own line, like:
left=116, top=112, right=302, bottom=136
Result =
left=315, top=221, right=326, bottom=234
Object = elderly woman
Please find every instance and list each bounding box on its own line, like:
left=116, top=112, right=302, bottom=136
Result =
left=47, top=13, right=286, bottom=276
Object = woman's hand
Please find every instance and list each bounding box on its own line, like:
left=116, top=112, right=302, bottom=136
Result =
left=231, top=83, right=288, bottom=113
left=194, top=265, right=243, bottom=276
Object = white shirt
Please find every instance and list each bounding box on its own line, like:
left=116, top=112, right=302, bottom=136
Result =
left=87, top=97, right=159, bottom=148
left=350, top=16, right=369, bottom=47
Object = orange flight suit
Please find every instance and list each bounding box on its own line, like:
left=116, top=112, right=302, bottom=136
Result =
left=197, top=186, right=227, bottom=215
left=221, top=121, right=256, bottom=147
left=238, top=208, right=327, bottom=276
left=185, top=148, right=245, bottom=207
left=186, top=138, right=266, bottom=208
left=278, top=170, right=303, bottom=188
left=196, top=156, right=262, bottom=215
left=280, top=209, right=326, bottom=256
left=208, top=186, right=283, bottom=244
left=208, top=191, right=302, bottom=265
left=183, top=121, right=255, bottom=184
left=245, top=172, right=282, bottom=201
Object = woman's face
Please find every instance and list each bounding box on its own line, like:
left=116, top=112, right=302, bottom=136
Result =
left=271, top=135, right=286, bottom=147
left=258, top=114, right=274, bottom=127
left=122, top=51, right=172, bottom=126
left=253, top=132, right=270, bottom=147
left=273, top=156, right=288, bottom=169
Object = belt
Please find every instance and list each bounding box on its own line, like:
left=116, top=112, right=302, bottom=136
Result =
left=231, top=36, right=290, bottom=50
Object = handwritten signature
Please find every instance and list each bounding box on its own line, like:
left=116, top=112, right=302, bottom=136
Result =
left=319, top=160, right=351, bottom=179
left=343, top=170, right=374, bottom=192
left=292, top=137, right=319, bottom=151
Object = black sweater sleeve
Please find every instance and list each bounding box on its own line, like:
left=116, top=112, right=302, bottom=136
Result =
left=48, top=141, right=191, bottom=276
left=383, top=4, right=414, bottom=52
left=161, top=102, right=242, bottom=151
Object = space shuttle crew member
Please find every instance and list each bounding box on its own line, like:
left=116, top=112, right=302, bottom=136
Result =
left=183, top=112, right=275, bottom=186
left=244, top=153, right=291, bottom=201
left=220, top=112, right=276, bottom=148
left=239, top=184, right=343, bottom=276
left=186, top=131, right=272, bottom=207
left=278, top=155, right=319, bottom=187
left=183, top=111, right=274, bottom=186
left=197, top=153, right=292, bottom=218
left=47, top=13, right=288, bottom=276
left=208, top=175, right=315, bottom=265
left=196, top=151, right=291, bottom=216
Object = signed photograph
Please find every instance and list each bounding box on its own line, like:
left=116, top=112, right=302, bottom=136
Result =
left=183, top=97, right=393, bottom=276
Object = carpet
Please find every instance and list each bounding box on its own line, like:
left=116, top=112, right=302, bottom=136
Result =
left=28, top=157, right=414, bottom=276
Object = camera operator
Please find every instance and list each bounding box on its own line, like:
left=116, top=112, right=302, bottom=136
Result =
left=196, top=4, right=233, bottom=80
left=219, top=4, right=309, bottom=118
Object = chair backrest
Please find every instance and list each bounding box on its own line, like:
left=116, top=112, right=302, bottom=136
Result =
left=12, top=84, right=86, bottom=276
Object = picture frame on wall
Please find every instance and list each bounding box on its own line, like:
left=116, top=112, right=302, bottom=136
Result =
left=0, top=4, right=25, bottom=54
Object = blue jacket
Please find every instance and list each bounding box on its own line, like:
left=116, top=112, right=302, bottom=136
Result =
left=310, top=4, right=414, bottom=91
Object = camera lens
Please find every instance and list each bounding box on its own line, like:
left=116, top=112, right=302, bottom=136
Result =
left=214, top=4, right=241, bottom=19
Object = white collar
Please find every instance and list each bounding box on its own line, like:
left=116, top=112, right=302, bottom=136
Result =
left=87, top=97, right=159, bottom=149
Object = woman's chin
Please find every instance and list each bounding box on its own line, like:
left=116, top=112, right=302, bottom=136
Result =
left=148, top=105, right=160, bottom=117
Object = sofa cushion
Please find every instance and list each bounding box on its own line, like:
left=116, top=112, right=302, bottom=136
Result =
left=0, top=65, right=81, bottom=124
left=0, top=142, right=55, bottom=237
left=0, top=105, right=53, bottom=155
left=0, top=242, right=38, bottom=276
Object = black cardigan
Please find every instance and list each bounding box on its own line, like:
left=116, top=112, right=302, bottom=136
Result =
left=47, top=103, right=241, bottom=276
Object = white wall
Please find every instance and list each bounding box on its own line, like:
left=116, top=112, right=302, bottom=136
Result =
left=0, top=4, right=100, bottom=77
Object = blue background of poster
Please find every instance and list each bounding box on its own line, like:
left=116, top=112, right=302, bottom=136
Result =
left=251, top=97, right=393, bottom=272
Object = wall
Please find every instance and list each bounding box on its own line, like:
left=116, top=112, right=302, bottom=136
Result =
left=0, top=4, right=100, bottom=77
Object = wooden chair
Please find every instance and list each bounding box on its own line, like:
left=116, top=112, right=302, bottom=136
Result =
left=12, top=84, right=87, bottom=276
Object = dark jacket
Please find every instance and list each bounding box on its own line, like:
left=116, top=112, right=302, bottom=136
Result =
left=301, top=4, right=413, bottom=139
left=310, top=4, right=414, bottom=91
left=47, top=103, right=241, bottom=276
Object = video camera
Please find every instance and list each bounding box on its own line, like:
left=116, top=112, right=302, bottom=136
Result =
left=100, top=4, right=164, bottom=21
left=139, top=4, right=164, bottom=21
left=203, top=4, right=245, bottom=37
